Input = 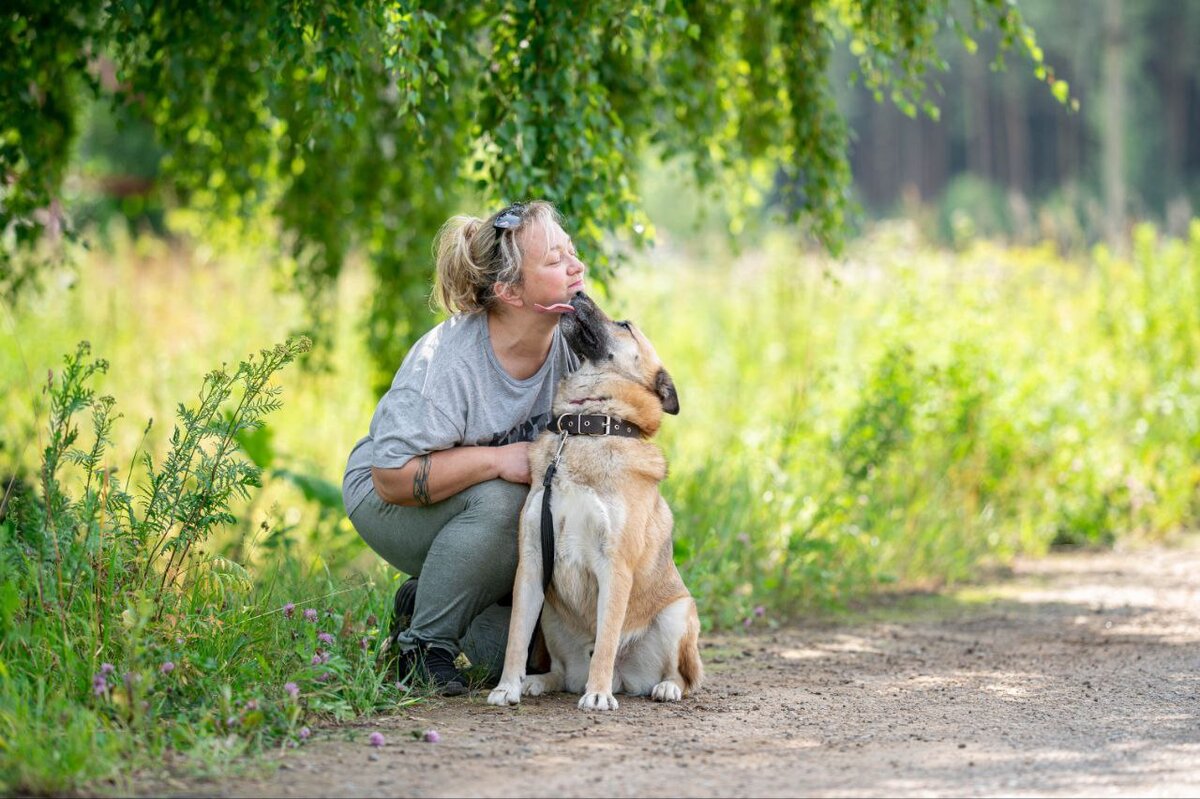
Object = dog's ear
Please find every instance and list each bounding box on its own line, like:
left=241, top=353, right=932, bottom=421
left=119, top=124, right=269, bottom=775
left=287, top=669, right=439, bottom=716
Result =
left=655, top=368, right=679, bottom=415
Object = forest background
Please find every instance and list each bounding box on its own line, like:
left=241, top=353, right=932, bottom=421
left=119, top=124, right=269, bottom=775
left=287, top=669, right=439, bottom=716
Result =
left=2, top=0, right=1199, bottom=793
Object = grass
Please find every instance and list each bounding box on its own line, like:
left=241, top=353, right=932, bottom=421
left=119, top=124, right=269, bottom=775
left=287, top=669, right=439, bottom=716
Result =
left=2, top=217, right=1200, bottom=792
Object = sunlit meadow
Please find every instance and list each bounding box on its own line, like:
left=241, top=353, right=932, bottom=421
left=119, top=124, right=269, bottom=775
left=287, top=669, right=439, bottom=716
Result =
left=2, top=218, right=1199, bottom=792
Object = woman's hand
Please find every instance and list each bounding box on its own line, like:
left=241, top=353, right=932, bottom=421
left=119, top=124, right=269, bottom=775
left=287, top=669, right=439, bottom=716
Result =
left=494, top=442, right=532, bottom=484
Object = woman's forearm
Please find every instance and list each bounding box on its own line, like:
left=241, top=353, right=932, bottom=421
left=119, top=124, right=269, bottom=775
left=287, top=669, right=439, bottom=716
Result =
left=371, top=447, right=499, bottom=507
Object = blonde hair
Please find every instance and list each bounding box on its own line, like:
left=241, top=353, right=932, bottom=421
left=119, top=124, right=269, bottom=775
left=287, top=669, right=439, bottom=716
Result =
left=432, top=200, right=562, bottom=315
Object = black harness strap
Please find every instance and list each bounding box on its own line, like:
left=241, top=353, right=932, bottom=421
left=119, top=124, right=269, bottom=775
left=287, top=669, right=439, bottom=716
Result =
left=540, top=430, right=569, bottom=592
left=540, top=451, right=560, bottom=592
left=528, top=432, right=566, bottom=674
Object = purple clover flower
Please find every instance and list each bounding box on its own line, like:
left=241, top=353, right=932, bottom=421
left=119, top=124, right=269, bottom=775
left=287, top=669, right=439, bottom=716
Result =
left=100, top=662, right=115, bottom=675
left=317, top=632, right=334, bottom=645
left=160, top=661, right=175, bottom=674
left=369, top=732, right=385, bottom=747
left=92, top=674, right=108, bottom=696
left=359, top=636, right=370, bottom=651
left=299, top=726, right=311, bottom=740
left=311, top=654, right=322, bottom=666
left=754, top=605, right=766, bottom=617
left=284, top=682, right=299, bottom=699
left=283, top=602, right=295, bottom=619
left=316, top=671, right=331, bottom=683
left=423, top=730, right=441, bottom=743
left=303, top=608, right=318, bottom=623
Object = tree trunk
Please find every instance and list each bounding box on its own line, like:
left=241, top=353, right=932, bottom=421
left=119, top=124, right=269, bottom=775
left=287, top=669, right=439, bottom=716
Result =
left=1102, top=0, right=1127, bottom=251
left=1162, top=23, right=1187, bottom=200
left=924, top=112, right=948, bottom=201
left=1005, top=77, right=1031, bottom=196
left=963, top=52, right=993, bottom=180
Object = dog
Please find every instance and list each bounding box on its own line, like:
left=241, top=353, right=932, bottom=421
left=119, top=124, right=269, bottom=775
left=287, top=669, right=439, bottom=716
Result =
left=487, top=292, right=703, bottom=711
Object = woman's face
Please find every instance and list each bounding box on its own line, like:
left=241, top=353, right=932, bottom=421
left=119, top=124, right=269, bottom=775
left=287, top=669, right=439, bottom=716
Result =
left=516, top=219, right=586, bottom=312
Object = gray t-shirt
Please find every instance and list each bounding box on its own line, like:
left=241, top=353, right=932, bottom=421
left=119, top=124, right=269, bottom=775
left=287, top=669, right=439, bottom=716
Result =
left=341, top=312, right=579, bottom=517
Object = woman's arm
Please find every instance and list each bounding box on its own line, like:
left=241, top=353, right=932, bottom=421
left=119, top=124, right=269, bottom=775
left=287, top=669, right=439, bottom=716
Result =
left=371, top=442, right=533, bottom=506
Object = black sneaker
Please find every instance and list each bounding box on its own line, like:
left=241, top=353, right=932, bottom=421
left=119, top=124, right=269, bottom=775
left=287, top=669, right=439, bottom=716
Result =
left=388, top=577, right=419, bottom=642
left=415, top=644, right=468, bottom=697
left=376, top=577, right=418, bottom=673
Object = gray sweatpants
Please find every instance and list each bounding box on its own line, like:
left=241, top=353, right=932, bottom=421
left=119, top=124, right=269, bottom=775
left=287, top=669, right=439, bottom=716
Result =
left=349, top=478, right=528, bottom=679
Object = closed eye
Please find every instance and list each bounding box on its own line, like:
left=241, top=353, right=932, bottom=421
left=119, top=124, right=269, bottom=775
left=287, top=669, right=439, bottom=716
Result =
left=617, top=320, right=632, bottom=331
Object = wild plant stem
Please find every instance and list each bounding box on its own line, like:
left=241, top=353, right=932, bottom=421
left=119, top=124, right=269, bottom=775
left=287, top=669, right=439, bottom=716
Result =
left=141, top=378, right=229, bottom=589
left=123, top=418, right=154, bottom=532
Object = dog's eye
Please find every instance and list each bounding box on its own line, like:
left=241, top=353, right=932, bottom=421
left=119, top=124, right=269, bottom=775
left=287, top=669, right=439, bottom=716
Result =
left=617, top=321, right=632, bottom=331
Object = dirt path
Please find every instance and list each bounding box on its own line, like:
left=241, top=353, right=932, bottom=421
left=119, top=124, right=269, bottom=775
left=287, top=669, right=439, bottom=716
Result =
left=153, top=540, right=1200, bottom=797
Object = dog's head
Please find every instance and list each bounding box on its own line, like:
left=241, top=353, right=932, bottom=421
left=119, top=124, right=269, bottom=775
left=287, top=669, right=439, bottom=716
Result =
left=557, top=293, right=679, bottom=430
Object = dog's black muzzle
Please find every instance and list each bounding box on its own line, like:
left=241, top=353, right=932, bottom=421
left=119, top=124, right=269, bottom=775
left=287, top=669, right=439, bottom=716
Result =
left=559, top=292, right=612, bottom=363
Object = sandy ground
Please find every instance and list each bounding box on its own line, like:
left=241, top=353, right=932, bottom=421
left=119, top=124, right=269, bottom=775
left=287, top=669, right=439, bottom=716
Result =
left=140, top=540, right=1200, bottom=798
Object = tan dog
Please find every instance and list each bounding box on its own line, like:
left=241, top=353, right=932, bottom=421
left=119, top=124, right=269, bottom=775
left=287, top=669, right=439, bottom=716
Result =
left=488, top=293, right=703, bottom=711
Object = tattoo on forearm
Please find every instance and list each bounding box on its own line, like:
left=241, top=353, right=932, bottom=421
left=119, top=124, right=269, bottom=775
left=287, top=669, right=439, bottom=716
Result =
left=413, top=454, right=432, bottom=506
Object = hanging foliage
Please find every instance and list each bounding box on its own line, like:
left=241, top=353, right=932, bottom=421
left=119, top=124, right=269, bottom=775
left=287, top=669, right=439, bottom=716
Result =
left=1, top=0, right=1057, bottom=383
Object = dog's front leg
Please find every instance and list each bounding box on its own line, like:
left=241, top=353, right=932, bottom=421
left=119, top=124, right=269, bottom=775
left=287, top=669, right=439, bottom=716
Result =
left=487, top=551, right=544, bottom=706
left=488, top=493, right=548, bottom=707
left=578, top=564, right=633, bottom=711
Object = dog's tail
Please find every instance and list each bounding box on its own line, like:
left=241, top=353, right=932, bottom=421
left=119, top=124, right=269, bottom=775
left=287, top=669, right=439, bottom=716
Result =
left=678, top=598, right=704, bottom=694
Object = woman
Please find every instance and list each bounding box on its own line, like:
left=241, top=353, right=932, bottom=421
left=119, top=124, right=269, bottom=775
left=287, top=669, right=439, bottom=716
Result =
left=341, top=201, right=584, bottom=695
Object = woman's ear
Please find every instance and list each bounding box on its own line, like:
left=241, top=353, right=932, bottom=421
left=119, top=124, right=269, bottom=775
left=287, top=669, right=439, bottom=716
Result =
left=492, top=281, right=524, bottom=308
left=655, top=368, right=680, bottom=415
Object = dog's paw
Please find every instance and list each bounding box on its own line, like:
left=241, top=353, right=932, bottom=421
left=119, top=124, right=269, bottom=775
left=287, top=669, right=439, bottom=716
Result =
left=521, top=673, right=561, bottom=697
left=651, top=680, right=683, bottom=702
left=487, top=681, right=523, bottom=707
left=578, top=691, right=619, bottom=711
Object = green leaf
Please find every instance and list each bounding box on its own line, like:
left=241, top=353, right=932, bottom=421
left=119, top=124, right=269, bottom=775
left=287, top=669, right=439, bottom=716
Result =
left=1051, top=79, right=1069, bottom=105
left=234, top=421, right=276, bottom=470
left=272, top=468, right=343, bottom=511
left=0, top=581, right=19, bottom=630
